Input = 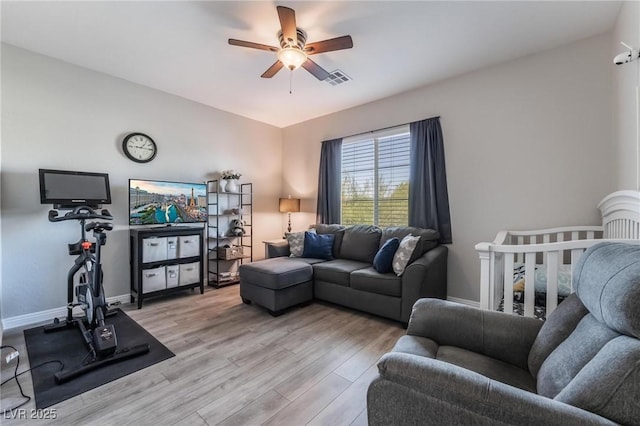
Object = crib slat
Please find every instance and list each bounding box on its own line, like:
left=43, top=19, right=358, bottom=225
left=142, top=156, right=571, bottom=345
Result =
left=570, top=249, right=584, bottom=292
left=542, top=234, right=550, bottom=264
left=493, top=253, right=504, bottom=310
left=524, top=252, right=536, bottom=318
left=503, top=253, right=514, bottom=315
left=546, top=251, right=559, bottom=316
left=586, top=231, right=594, bottom=239
left=571, top=231, right=579, bottom=241
left=516, top=236, right=524, bottom=263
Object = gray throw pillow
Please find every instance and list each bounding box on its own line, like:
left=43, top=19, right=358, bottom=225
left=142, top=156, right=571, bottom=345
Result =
left=286, top=229, right=316, bottom=257
left=392, top=234, right=420, bottom=276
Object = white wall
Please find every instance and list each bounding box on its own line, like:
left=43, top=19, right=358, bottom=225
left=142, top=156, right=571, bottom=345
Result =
left=0, top=42, right=3, bottom=341
left=1, top=44, right=284, bottom=319
left=282, top=34, right=614, bottom=303
left=612, top=1, right=640, bottom=190
left=2, top=25, right=630, bottom=320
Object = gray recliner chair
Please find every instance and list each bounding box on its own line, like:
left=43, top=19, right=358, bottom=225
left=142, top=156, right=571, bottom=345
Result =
left=367, top=242, right=640, bottom=425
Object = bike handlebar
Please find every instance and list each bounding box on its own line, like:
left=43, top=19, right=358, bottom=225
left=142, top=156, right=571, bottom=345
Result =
left=48, top=206, right=113, bottom=222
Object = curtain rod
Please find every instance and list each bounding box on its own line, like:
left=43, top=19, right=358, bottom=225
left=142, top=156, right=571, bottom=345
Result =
left=323, top=116, right=441, bottom=142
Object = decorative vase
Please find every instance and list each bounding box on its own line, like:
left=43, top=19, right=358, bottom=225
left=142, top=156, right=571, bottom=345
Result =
left=225, top=179, right=239, bottom=193
left=219, top=180, right=226, bottom=193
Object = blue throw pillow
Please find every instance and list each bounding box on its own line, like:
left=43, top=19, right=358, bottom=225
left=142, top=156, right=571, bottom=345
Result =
left=302, top=231, right=335, bottom=260
left=373, top=237, right=400, bottom=273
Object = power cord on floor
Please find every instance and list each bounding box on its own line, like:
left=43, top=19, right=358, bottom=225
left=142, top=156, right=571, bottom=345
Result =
left=0, top=345, right=63, bottom=415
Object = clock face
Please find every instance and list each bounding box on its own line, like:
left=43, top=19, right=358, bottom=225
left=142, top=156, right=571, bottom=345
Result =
left=123, top=133, right=157, bottom=163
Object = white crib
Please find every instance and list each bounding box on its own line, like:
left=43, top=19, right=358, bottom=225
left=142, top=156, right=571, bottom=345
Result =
left=476, top=190, right=640, bottom=319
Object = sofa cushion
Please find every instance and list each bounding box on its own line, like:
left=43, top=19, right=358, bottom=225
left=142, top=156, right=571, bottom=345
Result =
left=553, top=335, right=640, bottom=426
left=339, top=225, right=382, bottom=263
left=286, top=229, right=316, bottom=257
left=528, top=293, right=589, bottom=376
left=312, top=259, right=370, bottom=287
left=351, top=267, right=403, bottom=297
left=574, top=242, right=640, bottom=338
left=312, top=224, right=346, bottom=257
left=302, top=231, right=334, bottom=260
left=392, top=335, right=438, bottom=358
left=392, top=234, right=420, bottom=276
left=288, top=257, right=326, bottom=265
left=436, top=346, right=537, bottom=392
left=239, top=257, right=313, bottom=290
left=381, top=226, right=440, bottom=263
left=373, top=237, right=400, bottom=273
left=536, top=314, right=620, bottom=399
left=313, top=223, right=346, bottom=233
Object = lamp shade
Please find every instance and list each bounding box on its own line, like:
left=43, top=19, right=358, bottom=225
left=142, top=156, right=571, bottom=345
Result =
left=279, top=197, right=300, bottom=213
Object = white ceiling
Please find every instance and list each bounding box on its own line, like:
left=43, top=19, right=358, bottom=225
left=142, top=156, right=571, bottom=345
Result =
left=1, top=1, right=622, bottom=128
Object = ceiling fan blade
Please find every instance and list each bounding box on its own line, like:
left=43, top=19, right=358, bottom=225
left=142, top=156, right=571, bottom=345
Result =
left=277, top=6, right=297, bottom=47
left=261, top=61, right=284, bottom=78
left=302, top=58, right=330, bottom=81
left=229, top=39, right=278, bottom=52
left=305, top=36, right=353, bottom=55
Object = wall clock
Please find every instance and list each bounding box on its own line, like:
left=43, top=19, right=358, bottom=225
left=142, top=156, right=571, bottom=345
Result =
left=122, top=133, right=157, bottom=163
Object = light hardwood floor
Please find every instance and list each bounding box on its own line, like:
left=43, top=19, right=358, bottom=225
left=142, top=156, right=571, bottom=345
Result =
left=1, top=285, right=405, bottom=425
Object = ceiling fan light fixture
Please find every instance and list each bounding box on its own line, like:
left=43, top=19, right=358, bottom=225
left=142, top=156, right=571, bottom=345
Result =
left=277, top=47, right=307, bottom=70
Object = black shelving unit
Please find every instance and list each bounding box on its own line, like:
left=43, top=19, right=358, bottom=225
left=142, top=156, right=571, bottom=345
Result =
left=129, top=226, right=205, bottom=309
left=206, top=180, right=253, bottom=287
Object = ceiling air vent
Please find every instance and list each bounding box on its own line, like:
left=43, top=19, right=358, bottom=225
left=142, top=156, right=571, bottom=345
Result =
left=325, top=70, right=352, bottom=86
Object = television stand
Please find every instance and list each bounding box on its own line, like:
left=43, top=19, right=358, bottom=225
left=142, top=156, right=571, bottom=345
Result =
left=129, top=226, right=204, bottom=308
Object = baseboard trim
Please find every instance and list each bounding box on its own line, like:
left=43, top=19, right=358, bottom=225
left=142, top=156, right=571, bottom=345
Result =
left=446, top=296, right=480, bottom=308
left=4, top=294, right=480, bottom=330
left=2, top=294, right=131, bottom=331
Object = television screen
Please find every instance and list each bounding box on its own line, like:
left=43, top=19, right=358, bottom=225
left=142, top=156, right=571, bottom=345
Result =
left=129, top=179, right=207, bottom=225
left=39, top=169, right=111, bottom=208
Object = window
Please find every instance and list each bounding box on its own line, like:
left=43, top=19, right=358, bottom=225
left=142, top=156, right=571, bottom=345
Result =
left=341, top=125, right=410, bottom=226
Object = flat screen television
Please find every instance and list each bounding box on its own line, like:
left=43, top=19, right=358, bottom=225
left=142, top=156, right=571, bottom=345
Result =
left=39, top=169, right=111, bottom=208
left=129, top=179, right=207, bottom=225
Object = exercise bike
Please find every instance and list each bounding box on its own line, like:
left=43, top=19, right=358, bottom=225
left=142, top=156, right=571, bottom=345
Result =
left=45, top=206, right=149, bottom=384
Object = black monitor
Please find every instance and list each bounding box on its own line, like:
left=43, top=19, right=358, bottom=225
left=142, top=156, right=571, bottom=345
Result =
left=39, top=169, right=111, bottom=208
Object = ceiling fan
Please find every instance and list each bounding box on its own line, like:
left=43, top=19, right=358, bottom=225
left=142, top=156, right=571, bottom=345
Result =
left=228, top=5, right=353, bottom=81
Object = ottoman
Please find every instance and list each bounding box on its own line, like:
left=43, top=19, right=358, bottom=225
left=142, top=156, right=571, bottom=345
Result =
left=239, top=257, right=314, bottom=316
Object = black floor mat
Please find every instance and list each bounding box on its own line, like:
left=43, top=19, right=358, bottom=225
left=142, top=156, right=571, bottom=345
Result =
left=23, top=308, right=174, bottom=409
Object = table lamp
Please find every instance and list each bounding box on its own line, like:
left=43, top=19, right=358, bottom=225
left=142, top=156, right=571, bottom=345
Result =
left=279, top=195, right=300, bottom=236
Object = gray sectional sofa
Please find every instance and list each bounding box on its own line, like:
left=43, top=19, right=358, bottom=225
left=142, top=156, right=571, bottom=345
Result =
left=239, top=224, right=448, bottom=323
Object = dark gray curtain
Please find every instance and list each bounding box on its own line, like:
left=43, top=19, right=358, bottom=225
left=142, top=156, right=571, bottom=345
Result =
left=316, top=138, right=342, bottom=224
left=409, top=117, right=452, bottom=243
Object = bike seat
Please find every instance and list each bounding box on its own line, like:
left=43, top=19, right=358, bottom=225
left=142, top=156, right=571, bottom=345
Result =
left=86, top=222, right=113, bottom=233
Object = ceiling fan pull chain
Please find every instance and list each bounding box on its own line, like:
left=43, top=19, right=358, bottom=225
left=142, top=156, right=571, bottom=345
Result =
left=289, top=70, right=293, bottom=94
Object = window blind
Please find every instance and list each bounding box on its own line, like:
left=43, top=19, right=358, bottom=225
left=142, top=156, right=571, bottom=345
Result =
left=341, top=126, right=410, bottom=226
